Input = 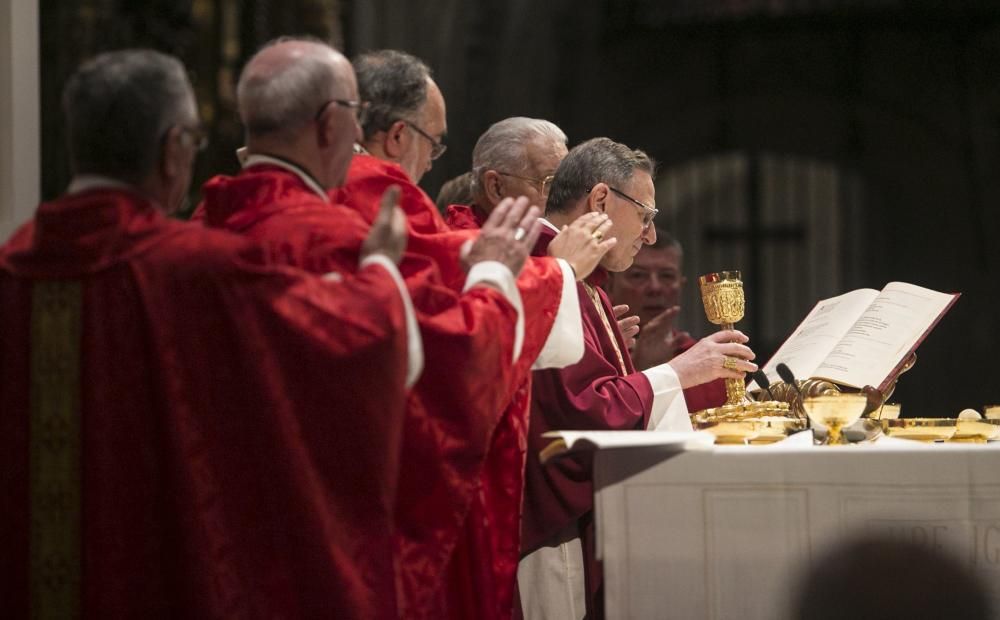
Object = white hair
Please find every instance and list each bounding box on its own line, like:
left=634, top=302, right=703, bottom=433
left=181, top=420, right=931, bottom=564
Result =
left=470, top=117, right=567, bottom=196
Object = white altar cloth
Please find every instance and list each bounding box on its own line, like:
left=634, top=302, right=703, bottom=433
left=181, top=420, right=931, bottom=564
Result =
left=578, top=435, right=1000, bottom=619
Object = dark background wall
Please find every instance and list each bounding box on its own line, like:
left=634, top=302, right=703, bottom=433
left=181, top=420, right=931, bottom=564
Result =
left=40, top=0, right=1000, bottom=416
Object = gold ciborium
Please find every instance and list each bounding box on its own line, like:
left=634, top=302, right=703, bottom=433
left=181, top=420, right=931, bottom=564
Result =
left=692, top=271, right=792, bottom=436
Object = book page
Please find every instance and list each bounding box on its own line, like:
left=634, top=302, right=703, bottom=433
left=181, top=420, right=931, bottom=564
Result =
left=814, top=282, right=957, bottom=388
left=752, top=289, right=879, bottom=389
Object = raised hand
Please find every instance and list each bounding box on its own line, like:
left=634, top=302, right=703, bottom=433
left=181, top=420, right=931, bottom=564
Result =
left=547, top=212, right=617, bottom=280
left=613, top=304, right=640, bottom=349
left=360, top=185, right=407, bottom=264
left=667, top=329, right=758, bottom=389
left=464, top=196, right=543, bottom=276
left=631, top=305, right=689, bottom=370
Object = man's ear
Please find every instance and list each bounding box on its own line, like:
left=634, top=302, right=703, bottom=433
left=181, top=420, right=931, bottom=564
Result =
left=384, top=120, right=409, bottom=159
left=316, top=111, right=334, bottom=148
left=482, top=169, right=504, bottom=205
left=588, top=182, right=610, bottom=213
left=160, top=126, right=184, bottom=181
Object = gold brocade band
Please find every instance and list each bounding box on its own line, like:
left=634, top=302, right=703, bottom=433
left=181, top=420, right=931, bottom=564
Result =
left=30, top=280, right=82, bottom=619
left=582, top=282, right=627, bottom=376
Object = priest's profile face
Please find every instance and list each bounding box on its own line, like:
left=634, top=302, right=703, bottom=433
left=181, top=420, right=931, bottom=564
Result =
left=600, top=170, right=657, bottom=272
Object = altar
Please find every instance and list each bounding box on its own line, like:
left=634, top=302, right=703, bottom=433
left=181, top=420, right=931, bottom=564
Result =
left=583, top=435, right=1000, bottom=619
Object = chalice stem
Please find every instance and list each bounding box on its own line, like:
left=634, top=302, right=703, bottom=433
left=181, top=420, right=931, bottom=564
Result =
left=720, top=322, right=745, bottom=405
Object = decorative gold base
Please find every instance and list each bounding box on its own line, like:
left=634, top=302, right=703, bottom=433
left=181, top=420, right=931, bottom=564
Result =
left=695, top=400, right=791, bottom=420
left=692, top=401, right=800, bottom=444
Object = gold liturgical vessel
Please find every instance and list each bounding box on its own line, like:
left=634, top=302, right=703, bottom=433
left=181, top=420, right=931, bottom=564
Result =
left=691, top=271, right=797, bottom=443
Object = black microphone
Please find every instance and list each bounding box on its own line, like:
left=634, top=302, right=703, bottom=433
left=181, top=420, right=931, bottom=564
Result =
left=751, top=369, right=776, bottom=401
left=776, top=363, right=809, bottom=427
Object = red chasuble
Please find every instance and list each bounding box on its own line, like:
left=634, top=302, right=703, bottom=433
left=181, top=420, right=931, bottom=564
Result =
left=520, top=225, right=657, bottom=619
left=0, top=189, right=410, bottom=618
left=339, top=154, right=563, bottom=620
left=444, top=203, right=487, bottom=231
left=200, top=162, right=545, bottom=619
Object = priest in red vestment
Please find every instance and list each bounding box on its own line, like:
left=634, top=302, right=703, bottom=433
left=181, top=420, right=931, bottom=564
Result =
left=453, top=116, right=725, bottom=417
left=1, top=50, right=421, bottom=619
left=518, top=138, right=760, bottom=619
left=197, top=41, right=612, bottom=620
left=604, top=229, right=728, bottom=412
left=336, top=50, right=619, bottom=620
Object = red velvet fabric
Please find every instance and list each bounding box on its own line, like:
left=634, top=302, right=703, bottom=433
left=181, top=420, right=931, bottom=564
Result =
left=519, top=225, right=657, bottom=619
left=338, top=154, right=564, bottom=620
left=0, top=189, right=410, bottom=618
left=673, top=334, right=728, bottom=412
left=444, top=203, right=487, bottom=231
left=201, top=163, right=550, bottom=619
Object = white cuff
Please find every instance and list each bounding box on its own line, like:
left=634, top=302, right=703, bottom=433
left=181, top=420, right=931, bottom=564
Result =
left=531, top=259, right=584, bottom=369
left=359, top=254, right=423, bottom=389
left=642, top=363, right=692, bottom=431
left=464, top=260, right=523, bottom=363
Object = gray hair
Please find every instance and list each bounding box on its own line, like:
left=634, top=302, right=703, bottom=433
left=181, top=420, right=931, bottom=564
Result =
left=238, top=37, right=341, bottom=139
left=546, top=137, right=656, bottom=214
left=470, top=117, right=567, bottom=196
left=354, top=50, right=431, bottom=141
left=62, top=49, right=194, bottom=182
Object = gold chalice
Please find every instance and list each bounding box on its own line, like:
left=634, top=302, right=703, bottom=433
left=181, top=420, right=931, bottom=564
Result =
left=699, top=271, right=747, bottom=407
left=694, top=271, right=789, bottom=422
left=803, top=393, right=868, bottom=445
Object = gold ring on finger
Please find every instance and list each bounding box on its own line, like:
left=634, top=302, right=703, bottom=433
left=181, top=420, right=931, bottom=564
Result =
left=591, top=230, right=604, bottom=241
left=723, top=356, right=739, bottom=371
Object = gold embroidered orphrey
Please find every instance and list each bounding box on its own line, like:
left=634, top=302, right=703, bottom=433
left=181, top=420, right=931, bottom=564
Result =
left=31, top=280, right=82, bottom=619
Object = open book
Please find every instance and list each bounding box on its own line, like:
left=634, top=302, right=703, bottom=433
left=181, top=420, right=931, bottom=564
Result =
left=753, top=282, right=959, bottom=393
left=539, top=431, right=714, bottom=464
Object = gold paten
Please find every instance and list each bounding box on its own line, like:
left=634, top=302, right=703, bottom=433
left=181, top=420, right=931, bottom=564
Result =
left=951, top=418, right=1000, bottom=443
left=880, top=418, right=958, bottom=442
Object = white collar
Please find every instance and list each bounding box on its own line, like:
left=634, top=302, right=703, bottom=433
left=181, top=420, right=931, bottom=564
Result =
left=66, top=174, right=133, bottom=195
left=242, top=153, right=329, bottom=203
left=540, top=217, right=561, bottom=233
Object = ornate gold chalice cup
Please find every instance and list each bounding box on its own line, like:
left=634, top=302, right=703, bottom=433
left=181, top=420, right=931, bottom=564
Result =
left=803, top=393, right=868, bottom=445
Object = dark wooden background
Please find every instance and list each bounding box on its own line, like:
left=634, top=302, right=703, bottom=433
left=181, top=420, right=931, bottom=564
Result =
left=39, top=0, right=1000, bottom=417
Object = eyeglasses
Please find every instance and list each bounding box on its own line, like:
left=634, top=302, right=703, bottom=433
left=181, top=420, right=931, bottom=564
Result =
left=608, top=186, right=657, bottom=229
left=178, top=125, right=209, bottom=152
left=496, top=171, right=555, bottom=196
left=401, top=120, right=447, bottom=160
left=315, top=98, right=370, bottom=122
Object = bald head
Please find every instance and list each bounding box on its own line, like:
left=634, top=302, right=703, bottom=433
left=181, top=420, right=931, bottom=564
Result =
left=236, top=38, right=363, bottom=188
left=238, top=39, right=355, bottom=140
